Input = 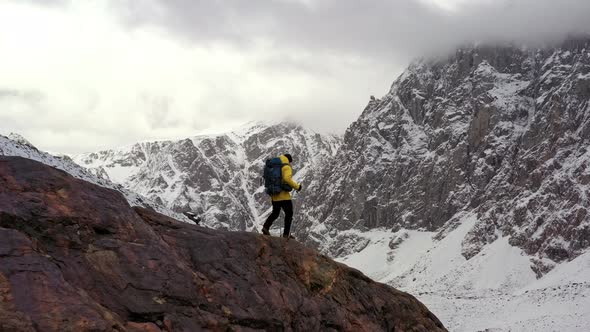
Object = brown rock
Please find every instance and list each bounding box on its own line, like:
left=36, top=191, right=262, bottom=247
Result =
left=0, top=156, right=446, bottom=332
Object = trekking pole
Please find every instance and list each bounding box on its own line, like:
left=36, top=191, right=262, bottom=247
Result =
left=289, top=189, right=298, bottom=239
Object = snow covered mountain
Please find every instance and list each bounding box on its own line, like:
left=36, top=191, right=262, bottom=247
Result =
left=0, top=133, right=189, bottom=223
left=302, top=37, right=590, bottom=268
left=297, top=37, right=590, bottom=331
left=72, top=122, right=341, bottom=231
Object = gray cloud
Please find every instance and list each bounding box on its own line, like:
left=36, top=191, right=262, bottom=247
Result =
left=0, top=88, right=44, bottom=102
left=114, top=0, right=590, bottom=61
left=19, top=0, right=66, bottom=8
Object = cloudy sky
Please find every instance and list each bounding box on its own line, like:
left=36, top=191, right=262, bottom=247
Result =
left=1, top=0, right=589, bottom=154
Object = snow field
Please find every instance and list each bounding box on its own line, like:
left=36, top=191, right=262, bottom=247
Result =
left=337, top=213, right=590, bottom=332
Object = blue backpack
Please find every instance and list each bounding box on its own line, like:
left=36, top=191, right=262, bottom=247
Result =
left=263, top=157, right=292, bottom=195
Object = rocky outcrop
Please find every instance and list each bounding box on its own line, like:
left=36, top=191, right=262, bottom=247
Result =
left=300, top=37, right=590, bottom=270
left=0, top=156, right=445, bottom=332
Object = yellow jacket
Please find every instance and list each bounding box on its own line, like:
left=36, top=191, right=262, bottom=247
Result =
left=271, top=155, right=301, bottom=201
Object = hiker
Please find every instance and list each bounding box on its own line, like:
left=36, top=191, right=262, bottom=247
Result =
left=261, top=153, right=302, bottom=238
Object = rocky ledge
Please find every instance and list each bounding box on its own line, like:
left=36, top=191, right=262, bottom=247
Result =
left=0, top=156, right=445, bottom=332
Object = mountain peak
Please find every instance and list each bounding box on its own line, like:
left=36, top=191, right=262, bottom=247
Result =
left=7, top=132, right=35, bottom=148
left=304, top=38, right=590, bottom=268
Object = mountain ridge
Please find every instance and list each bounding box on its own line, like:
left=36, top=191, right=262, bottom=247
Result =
left=72, top=121, right=341, bottom=231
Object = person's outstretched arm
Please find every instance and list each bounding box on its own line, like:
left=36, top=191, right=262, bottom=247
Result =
left=282, top=165, right=301, bottom=190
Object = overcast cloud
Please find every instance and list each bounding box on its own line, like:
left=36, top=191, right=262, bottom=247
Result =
left=0, top=0, right=589, bottom=154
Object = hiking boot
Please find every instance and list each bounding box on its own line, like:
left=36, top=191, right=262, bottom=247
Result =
left=261, top=227, right=270, bottom=235
left=283, top=234, right=295, bottom=240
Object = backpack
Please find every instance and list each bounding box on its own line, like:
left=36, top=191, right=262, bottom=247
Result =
left=263, top=157, right=293, bottom=195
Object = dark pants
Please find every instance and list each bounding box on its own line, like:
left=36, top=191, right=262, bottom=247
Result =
left=263, top=200, right=293, bottom=237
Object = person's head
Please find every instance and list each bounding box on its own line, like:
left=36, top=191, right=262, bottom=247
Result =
left=284, top=153, right=293, bottom=163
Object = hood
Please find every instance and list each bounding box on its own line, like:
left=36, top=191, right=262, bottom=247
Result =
left=279, top=155, right=290, bottom=165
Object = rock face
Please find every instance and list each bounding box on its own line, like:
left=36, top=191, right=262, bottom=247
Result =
left=0, top=156, right=444, bottom=332
left=73, top=122, right=340, bottom=231
left=300, top=37, right=590, bottom=270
